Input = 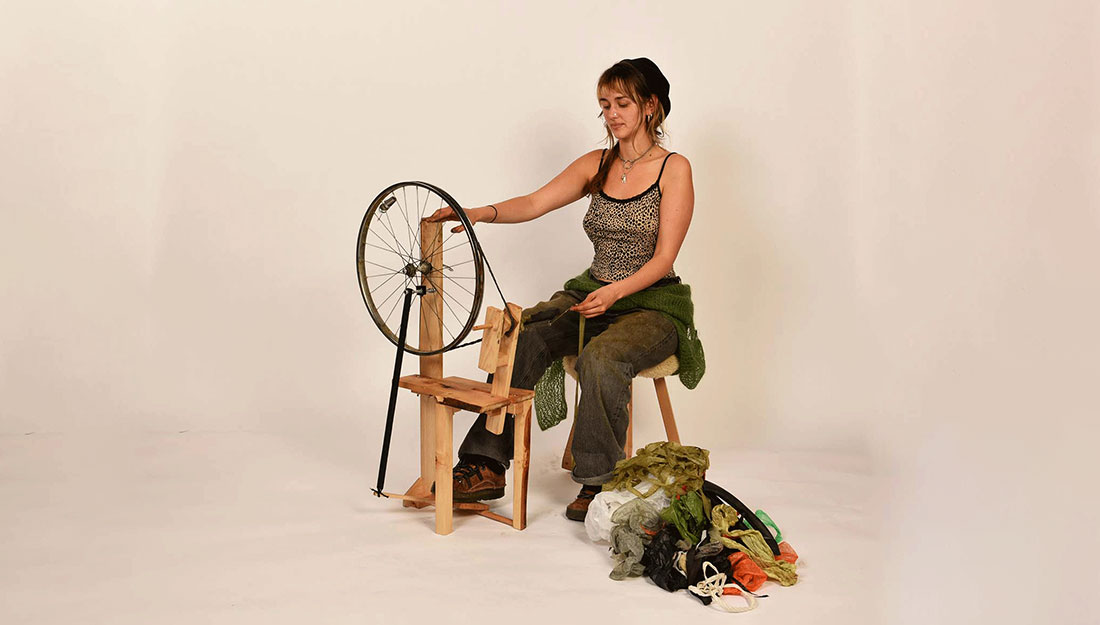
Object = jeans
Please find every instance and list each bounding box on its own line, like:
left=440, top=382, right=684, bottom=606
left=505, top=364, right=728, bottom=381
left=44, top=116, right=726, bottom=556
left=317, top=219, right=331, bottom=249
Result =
left=457, top=288, right=679, bottom=485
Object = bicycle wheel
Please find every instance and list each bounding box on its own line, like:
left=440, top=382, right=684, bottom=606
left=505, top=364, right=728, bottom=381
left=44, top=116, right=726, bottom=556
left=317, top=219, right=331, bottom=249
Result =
left=357, top=181, right=485, bottom=356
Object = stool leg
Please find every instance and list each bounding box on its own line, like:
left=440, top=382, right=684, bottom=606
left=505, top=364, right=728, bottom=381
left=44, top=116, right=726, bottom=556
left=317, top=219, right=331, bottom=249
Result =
left=653, top=377, right=680, bottom=443
left=512, top=401, right=532, bottom=530
left=403, top=395, right=438, bottom=509
left=562, top=420, right=576, bottom=471
left=434, top=403, right=454, bottom=535
left=624, top=381, right=633, bottom=459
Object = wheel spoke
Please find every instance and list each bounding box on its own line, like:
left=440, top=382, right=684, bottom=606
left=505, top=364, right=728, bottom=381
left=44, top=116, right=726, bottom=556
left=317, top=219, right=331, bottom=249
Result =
left=379, top=205, right=413, bottom=259
left=369, top=225, right=408, bottom=260
left=365, top=260, right=403, bottom=273
left=422, top=227, right=458, bottom=261
left=367, top=272, right=403, bottom=291
left=382, top=275, right=416, bottom=327
left=364, top=240, right=404, bottom=256
left=439, top=238, right=473, bottom=257
left=433, top=269, right=477, bottom=298
left=376, top=275, right=409, bottom=313
left=399, top=187, right=418, bottom=260
left=416, top=294, right=454, bottom=344
left=425, top=273, right=471, bottom=328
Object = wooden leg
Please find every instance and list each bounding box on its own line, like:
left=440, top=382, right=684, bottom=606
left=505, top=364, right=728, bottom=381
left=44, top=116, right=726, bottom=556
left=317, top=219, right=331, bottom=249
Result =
left=562, top=419, right=576, bottom=471
left=404, top=395, right=438, bottom=509
left=434, top=403, right=454, bottom=535
left=624, top=381, right=633, bottom=458
left=512, top=401, right=532, bottom=530
left=653, top=377, right=680, bottom=443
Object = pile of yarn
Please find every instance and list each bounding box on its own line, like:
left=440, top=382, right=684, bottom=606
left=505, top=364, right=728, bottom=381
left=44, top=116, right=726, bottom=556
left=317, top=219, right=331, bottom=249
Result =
left=586, top=441, right=801, bottom=613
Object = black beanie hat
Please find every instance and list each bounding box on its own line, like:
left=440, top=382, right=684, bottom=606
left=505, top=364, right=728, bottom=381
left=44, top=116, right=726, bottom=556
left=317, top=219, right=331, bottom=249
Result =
left=621, top=57, right=671, bottom=117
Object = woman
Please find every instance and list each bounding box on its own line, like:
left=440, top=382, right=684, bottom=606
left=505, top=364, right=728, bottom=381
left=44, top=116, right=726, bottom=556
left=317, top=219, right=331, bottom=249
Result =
left=426, top=57, right=703, bottom=521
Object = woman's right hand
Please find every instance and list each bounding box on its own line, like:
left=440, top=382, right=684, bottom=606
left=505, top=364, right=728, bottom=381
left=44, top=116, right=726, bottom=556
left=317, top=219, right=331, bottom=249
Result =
left=425, top=206, right=476, bottom=233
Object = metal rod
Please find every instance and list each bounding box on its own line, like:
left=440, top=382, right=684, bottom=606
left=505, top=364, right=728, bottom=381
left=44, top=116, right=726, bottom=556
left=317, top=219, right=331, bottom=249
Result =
left=373, top=286, right=418, bottom=497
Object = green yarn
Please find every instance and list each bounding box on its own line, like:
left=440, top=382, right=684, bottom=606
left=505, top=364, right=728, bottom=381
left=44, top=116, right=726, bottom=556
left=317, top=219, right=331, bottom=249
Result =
left=533, top=269, right=706, bottom=430
left=709, top=504, right=741, bottom=537
left=658, top=489, right=711, bottom=545
left=603, top=441, right=711, bottom=499
left=710, top=505, right=799, bottom=587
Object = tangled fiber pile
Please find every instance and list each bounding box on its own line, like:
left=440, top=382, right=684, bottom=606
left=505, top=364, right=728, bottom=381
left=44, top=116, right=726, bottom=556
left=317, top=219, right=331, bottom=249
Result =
left=587, top=442, right=801, bottom=613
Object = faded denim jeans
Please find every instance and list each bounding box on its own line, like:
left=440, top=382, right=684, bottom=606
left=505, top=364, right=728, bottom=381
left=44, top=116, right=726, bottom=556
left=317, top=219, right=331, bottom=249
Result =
left=457, top=288, right=679, bottom=485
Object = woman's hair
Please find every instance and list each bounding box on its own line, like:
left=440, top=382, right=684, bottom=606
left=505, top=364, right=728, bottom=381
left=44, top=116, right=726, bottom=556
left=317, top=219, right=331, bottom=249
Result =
left=585, top=61, right=668, bottom=197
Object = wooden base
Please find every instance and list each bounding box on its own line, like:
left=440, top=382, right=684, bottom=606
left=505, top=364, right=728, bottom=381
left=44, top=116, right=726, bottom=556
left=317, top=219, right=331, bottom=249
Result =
left=383, top=492, right=490, bottom=512
left=391, top=399, right=532, bottom=534
left=383, top=492, right=518, bottom=527
left=401, top=477, right=432, bottom=509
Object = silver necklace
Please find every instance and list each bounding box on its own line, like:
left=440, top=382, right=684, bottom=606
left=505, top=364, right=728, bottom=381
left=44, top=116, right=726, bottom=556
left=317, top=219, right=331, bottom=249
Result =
left=617, top=143, right=657, bottom=183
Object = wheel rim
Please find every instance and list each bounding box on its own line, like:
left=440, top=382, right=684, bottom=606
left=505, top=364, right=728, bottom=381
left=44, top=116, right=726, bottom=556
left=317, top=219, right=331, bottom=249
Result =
left=357, top=181, right=485, bottom=355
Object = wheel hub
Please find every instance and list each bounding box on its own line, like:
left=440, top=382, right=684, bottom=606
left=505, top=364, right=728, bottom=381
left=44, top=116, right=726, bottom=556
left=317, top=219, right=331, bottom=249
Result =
left=403, top=260, right=433, bottom=278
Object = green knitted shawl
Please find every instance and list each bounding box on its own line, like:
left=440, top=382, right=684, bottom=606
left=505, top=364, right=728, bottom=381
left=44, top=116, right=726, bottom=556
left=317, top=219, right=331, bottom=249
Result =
left=533, top=269, right=706, bottom=430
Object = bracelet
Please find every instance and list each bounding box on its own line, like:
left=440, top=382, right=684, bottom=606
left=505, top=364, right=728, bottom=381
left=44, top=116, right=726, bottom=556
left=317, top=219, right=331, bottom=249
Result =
left=487, top=204, right=498, bottom=223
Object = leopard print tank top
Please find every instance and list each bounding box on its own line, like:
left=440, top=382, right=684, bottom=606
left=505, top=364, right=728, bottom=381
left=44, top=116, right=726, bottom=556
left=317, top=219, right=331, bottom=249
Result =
left=582, top=150, right=678, bottom=282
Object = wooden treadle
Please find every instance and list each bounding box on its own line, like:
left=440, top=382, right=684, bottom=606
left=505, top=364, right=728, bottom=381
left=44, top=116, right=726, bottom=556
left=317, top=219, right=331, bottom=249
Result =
left=382, top=492, right=490, bottom=512
left=399, top=374, right=535, bottom=413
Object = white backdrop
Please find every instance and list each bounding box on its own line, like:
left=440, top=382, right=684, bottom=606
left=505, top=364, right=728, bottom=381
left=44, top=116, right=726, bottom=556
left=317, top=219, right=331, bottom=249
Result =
left=1, top=1, right=882, bottom=448
left=2, top=2, right=1098, bottom=621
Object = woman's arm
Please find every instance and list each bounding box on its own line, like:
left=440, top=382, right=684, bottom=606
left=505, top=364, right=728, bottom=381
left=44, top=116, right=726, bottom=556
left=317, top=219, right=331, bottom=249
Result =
left=571, top=154, right=694, bottom=317
left=426, top=149, right=604, bottom=231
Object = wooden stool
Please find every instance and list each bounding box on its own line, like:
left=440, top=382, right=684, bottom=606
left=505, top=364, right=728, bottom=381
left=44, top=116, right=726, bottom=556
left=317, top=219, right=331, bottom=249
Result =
left=560, top=354, right=681, bottom=471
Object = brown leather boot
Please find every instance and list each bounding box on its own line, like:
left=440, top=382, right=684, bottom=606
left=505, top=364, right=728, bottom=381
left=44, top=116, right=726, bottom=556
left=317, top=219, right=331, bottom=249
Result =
left=431, top=458, right=506, bottom=503
left=565, top=484, right=603, bottom=521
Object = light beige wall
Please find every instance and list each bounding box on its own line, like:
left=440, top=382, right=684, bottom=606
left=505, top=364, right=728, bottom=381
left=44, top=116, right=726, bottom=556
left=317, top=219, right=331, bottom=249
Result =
left=854, top=2, right=1098, bottom=621
left=2, top=1, right=1096, bottom=465
left=0, top=1, right=866, bottom=448
left=3, top=1, right=1097, bottom=620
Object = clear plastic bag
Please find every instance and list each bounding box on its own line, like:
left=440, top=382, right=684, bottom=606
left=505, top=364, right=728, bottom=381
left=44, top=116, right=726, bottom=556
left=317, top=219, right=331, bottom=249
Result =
left=584, top=480, right=672, bottom=542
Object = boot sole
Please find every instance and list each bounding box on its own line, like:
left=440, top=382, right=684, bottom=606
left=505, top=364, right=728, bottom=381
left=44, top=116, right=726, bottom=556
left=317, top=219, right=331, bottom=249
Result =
left=454, top=487, right=505, bottom=503
left=565, top=507, right=588, bottom=522
left=430, top=483, right=506, bottom=503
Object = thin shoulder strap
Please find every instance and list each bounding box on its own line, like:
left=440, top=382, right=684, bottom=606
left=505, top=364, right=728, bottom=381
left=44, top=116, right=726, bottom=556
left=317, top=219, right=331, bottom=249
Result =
left=656, top=152, right=677, bottom=185
left=598, top=148, right=607, bottom=169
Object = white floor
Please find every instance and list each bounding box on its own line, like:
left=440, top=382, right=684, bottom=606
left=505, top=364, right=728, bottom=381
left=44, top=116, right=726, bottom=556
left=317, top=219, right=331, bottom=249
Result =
left=0, top=432, right=883, bottom=624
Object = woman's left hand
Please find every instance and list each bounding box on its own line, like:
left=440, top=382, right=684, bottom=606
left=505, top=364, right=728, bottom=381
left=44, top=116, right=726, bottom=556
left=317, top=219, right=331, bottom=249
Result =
left=571, top=285, right=623, bottom=318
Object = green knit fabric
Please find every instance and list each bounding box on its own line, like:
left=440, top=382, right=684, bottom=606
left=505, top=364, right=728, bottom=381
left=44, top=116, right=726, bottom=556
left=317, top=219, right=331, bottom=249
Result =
left=533, top=269, right=706, bottom=431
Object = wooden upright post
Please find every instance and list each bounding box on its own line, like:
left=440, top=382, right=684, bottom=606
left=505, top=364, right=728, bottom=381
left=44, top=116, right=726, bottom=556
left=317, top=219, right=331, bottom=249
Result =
left=404, top=218, right=444, bottom=508
left=486, top=302, right=523, bottom=434
left=434, top=403, right=455, bottom=535
left=624, top=382, right=633, bottom=459
left=511, top=400, right=532, bottom=530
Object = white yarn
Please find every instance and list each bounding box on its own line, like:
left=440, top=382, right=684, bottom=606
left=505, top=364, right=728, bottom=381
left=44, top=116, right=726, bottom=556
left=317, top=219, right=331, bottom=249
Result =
left=687, top=561, right=759, bottom=613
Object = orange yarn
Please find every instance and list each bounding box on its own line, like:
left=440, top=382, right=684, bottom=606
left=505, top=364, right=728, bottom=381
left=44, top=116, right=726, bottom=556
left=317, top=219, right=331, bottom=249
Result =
left=776, top=541, right=798, bottom=564
left=728, top=552, right=767, bottom=592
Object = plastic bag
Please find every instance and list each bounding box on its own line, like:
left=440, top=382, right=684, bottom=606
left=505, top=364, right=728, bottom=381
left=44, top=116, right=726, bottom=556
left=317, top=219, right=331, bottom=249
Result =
left=584, top=481, right=671, bottom=542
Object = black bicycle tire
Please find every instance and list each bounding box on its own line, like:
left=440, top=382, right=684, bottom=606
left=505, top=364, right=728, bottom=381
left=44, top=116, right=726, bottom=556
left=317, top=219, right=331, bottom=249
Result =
left=356, top=181, right=485, bottom=356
